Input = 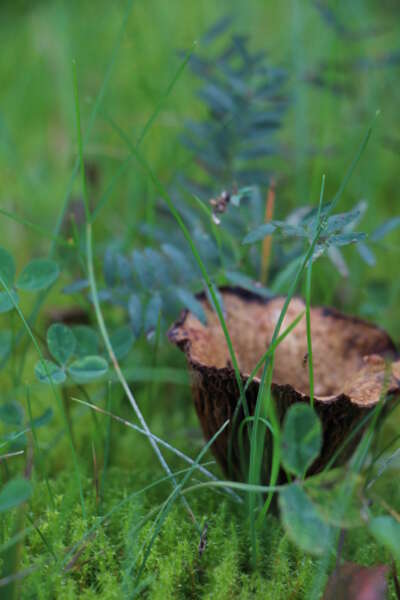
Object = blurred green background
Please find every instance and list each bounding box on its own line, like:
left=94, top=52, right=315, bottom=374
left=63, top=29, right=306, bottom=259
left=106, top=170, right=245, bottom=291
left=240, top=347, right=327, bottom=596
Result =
left=1, top=1, right=400, bottom=597
left=1, top=0, right=399, bottom=335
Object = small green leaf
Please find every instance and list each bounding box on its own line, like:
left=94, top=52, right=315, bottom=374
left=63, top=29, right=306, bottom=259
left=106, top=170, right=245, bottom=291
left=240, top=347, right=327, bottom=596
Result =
left=29, top=408, right=53, bottom=429
left=327, top=232, right=366, bottom=247
left=243, top=220, right=307, bottom=245
left=35, top=360, right=66, bottom=385
left=0, top=402, right=23, bottom=426
left=3, top=430, right=27, bottom=451
left=0, top=289, right=18, bottom=313
left=175, top=288, right=206, bottom=324
left=325, top=207, right=364, bottom=234
left=0, top=246, right=16, bottom=286
left=369, top=515, right=400, bottom=561
left=281, top=403, right=322, bottom=477
left=357, top=242, right=376, bottom=267
left=161, top=243, right=194, bottom=282
left=279, top=483, right=333, bottom=555
left=371, top=216, right=400, bottom=241
left=17, top=259, right=60, bottom=291
left=144, top=294, right=162, bottom=333
left=128, top=294, right=142, bottom=337
left=0, top=477, right=32, bottom=512
left=242, top=222, right=276, bottom=244
left=327, top=246, right=349, bottom=278
left=230, top=187, right=254, bottom=207
left=72, top=326, right=100, bottom=357
left=68, top=355, right=108, bottom=383
left=0, top=330, right=12, bottom=362
left=225, top=271, right=272, bottom=298
left=132, top=250, right=149, bottom=288
left=47, top=323, right=76, bottom=365
left=305, top=469, right=364, bottom=528
left=110, top=326, right=134, bottom=360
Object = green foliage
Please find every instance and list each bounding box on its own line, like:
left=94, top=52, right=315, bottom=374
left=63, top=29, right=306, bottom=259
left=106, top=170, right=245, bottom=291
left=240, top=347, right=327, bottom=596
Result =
left=180, top=18, right=288, bottom=190
left=47, top=323, right=76, bottom=365
left=34, top=359, right=66, bottom=385
left=16, top=258, right=59, bottom=291
left=0, top=4, right=400, bottom=599
left=0, top=289, right=18, bottom=314
left=0, top=248, right=60, bottom=319
left=0, top=247, right=16, bottom=286
left=369, top=516, right=400, bottom=561
left=281, top=404, right=322, bottom=478
left=278, top=484, right=334, bottom=555
left=0, top=402, right=23, bottom=426
left=304, top=470, right=364, bottom=528
left=34, top=323, right=119, bottom=386
left=109, top=325, right=135, bottom=360
left=67, top=355, right=109, bottom=384
left=72, top=325, right=100, bottom=357
left=0, top=330, right=12, bottom=363
left=0, top=478, right=32, bottom=512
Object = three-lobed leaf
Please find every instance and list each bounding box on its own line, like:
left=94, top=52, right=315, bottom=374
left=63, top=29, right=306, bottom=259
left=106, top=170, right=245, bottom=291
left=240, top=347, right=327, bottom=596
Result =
left=68, top=355, right=108, bottom=384
left=47, top=323, right=76, bottom=365
left=17, top=259, right=60, bottom=291
left=305, top=469, right=364, bottom=528
left=35, top=359, right=66, bottom=385
left=279, top=483, right=334, bottom=555
left=72, top=326, right=100, bottom=357
left=281, top=403, right=322, bottom=477
left=0, top=289, right=18, bottom=314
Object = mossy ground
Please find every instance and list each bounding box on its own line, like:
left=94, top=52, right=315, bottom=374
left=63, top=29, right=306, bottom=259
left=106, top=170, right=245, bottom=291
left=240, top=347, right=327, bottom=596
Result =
left=3, top=467, right=400, bottom=599
left=1, top=1, right=400, bottom=598
left=2, top=390, right=400, bottom=598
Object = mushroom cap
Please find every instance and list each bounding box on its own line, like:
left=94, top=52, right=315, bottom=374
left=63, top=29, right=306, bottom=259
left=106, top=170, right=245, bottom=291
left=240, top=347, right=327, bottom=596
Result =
left=168, top=287, right=400, bottom=480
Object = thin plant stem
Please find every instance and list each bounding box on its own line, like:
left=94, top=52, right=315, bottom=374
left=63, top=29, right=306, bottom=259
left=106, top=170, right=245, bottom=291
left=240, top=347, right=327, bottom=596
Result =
left=133, top=420, right=230, bottom=585
left=70, top=395, right=242, bottom=504
left=72, top=61, right=199, bottom=529
left=26, top=386, right=55, bottom=510
left=305, top=174, right=325, bottom=409
left=261, top=179, right=275, bottom=284
left=99, top=381, right=112, bottom=513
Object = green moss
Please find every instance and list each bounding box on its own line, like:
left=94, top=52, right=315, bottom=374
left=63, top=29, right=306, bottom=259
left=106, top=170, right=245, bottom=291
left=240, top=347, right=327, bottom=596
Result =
left=1, top=468, right=397, bottom=599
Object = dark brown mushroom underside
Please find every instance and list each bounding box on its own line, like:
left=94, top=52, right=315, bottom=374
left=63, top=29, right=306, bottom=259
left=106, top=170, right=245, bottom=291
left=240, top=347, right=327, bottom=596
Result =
left=169, top=289, right=400, bottom=481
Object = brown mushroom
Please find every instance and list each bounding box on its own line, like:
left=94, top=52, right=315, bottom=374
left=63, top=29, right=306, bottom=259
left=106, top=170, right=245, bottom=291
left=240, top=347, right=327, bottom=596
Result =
left=168, top=287, right=400, bottom=482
